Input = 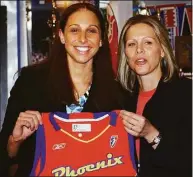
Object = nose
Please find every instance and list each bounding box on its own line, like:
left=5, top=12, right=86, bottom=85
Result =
left=136, top=44, right=144, bottom=54
left=79, top=31, right=87, bottom=44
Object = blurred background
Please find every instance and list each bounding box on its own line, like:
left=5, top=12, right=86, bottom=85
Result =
left=0, top=0, right=192, bottom=129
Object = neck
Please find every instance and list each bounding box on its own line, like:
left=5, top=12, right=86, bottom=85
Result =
left=68, top=61, right=93, bottom=99
left=68, top=60, right=93, bottom=84
left=138, top=73, right=162, bottom=92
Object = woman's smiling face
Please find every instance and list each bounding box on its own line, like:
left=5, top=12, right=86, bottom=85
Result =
left=59, top=8, right=102, bottom=65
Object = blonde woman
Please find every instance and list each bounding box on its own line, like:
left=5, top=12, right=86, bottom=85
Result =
left=117, top=15, right=192, bottom=177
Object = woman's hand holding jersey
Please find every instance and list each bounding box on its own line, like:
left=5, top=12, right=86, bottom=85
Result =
left=7, top=111, right=42, bottom=158
left=120, top=110, right=159, bottom=146
left=12, top=111, right=42, bottom=142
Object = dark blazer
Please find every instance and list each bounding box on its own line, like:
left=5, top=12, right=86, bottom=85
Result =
left=125, top=77, right=192, bottom=177
left=0, top=62, right=125, bottom=177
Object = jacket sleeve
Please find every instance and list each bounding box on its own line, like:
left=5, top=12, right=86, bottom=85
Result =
left=0, top=67, right=28, bottom=176
left=150, top=79, right=192, bottom=177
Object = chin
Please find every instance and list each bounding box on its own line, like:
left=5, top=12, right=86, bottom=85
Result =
left=135, top=69, right=149, bottom=76
left=77, top=59, right=93, bottom=64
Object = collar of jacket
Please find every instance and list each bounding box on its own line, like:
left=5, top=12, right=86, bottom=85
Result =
left=129, top=75, right=179, bottom=112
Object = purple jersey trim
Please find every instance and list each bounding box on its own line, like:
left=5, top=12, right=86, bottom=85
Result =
left=30, top=124, right=46, bottom=176
left=49, top=111, right=118, bottom=131
left=128, top=133, right=137, bottom=171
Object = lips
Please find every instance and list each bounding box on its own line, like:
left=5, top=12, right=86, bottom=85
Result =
left=135, top=58, right=147, bottom=65
left=75, top=46, right=90, bottom=53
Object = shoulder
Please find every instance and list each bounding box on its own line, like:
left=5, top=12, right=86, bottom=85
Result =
left=168, top=77, right=192, bottom=95
left=157, top=77, right=192, bottom=108
left=113, top=80, right=131, bottom=101
left=177, top=77, right=192, bottom=88
left=150, top=77, right=192, bottom=110
left=113, top=80, right=136, bottom=110
left=176, top=77, right=192, bottom=102
left=10, top=61, right=50, bottom=95
left=19, top=61, right=49, bottom=80
left=114, top=80, right=127, bottom=94
left=158, top=77, right=192, bottom=93
left=88, top=79, right=128, bottom=111
left=18, top=61, right=49, bottom=84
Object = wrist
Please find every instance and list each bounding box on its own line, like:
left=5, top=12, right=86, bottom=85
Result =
left=9, top=135, right=23, bottom=145
left=7, top=135, right=23, bottom=158
left=144, top=126, right=159, bottom=143
left=150, top=133, right=162, bottom=149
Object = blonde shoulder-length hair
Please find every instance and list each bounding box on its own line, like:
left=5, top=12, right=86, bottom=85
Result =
left=117, top=15, right=179, bottom=92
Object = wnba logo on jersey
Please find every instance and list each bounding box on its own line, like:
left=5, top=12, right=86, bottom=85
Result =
left=110, top=135, right=118, bottom=148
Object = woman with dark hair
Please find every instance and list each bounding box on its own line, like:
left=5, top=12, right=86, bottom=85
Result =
left=117, top=15, right=192, bottom=177
left=0, top=3, right=125, bottom=176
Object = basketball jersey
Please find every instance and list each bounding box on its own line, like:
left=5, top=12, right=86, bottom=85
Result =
left=30, top=110, right=137, bottom=176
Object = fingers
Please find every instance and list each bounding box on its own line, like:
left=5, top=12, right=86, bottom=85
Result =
left=122, top=114, right=139, bottom=125
left=11, top=111, right=42, bottom=142
left=124, top=126, right=139, bottom=137
left=120, top=110, right=146, bottom=137
left=120, top=110, right=142, bottom=121
left=17, top=115, right=36, bottom=131
left=25, top=111, right=43, bottom=125
left=122, top=119, right=141, bottom=136
left=18, top=111, right=42, bottom=131
left=15, top=119, right=32, bottom=129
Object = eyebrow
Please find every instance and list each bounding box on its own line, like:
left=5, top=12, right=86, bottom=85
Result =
left=68, top=24, right=100, bottom=30
left=143, top=36, right=156, bottom=40
left=127, top=36, right=156, bottom=41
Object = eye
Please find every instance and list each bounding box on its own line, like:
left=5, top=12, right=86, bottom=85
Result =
left=145, top=41, right=152, bottom=45
left=87, top=28, right=98, bottom=34
left=70, top=28, right=79, bottom=33
left=127, top=43, right=136, bottom=47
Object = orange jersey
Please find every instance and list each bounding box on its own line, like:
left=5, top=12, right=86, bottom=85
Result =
left=30, top=111, right=137, bottom=176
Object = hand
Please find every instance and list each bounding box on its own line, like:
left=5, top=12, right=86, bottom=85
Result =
left=120, top=110, right=158, bottom=142
left=12, top=111, right=42, bottom=142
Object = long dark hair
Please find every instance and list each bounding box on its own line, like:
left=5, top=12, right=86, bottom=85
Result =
left=32, top=3, right=115, bottom=105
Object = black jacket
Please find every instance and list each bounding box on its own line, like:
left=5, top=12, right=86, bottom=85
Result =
left=125, top=77, right=192, bottom=177
left=0, top=63, right=125, bottom=177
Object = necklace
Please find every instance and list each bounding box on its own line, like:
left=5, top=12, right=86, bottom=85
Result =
left=74, top=84, right=92, bottom=101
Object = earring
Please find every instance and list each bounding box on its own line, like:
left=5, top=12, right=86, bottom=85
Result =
left=161, top=57, right=167, bottom=67
left=99, top=41, right=102, bottom=47
left=61, top=38, right=65, bottom=44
